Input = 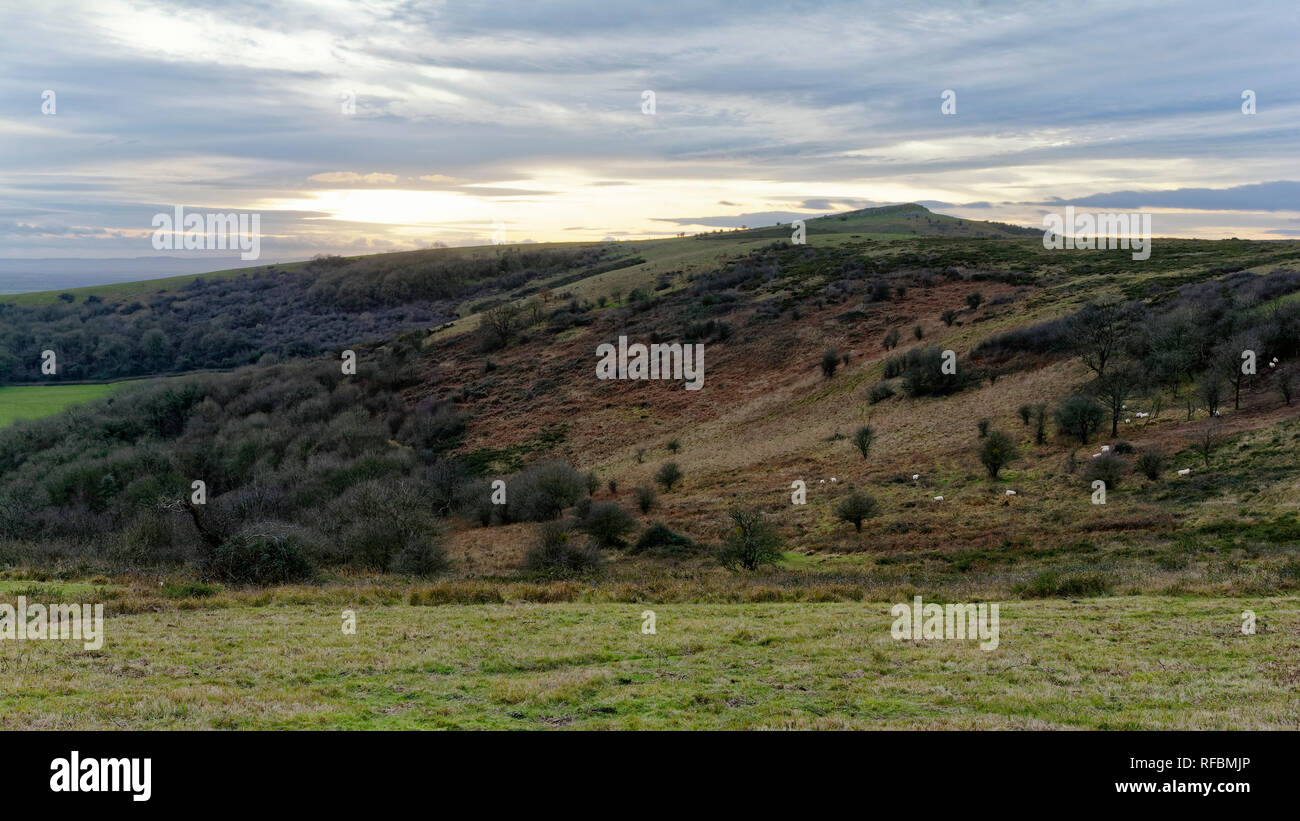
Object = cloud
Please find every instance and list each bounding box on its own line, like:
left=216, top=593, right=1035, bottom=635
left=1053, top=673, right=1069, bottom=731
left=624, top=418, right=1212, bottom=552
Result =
left=307, top=172, right=401, bottom=185
left=1030, top=181, right=1300, bottom=213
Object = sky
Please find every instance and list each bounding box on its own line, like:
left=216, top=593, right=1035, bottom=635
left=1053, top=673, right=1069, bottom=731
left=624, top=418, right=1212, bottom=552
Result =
left=1, top=0, right=1298, bottom=263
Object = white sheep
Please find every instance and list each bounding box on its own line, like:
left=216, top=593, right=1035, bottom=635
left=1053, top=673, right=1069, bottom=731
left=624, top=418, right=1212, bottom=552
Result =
left=1091, top=452, right=1102, bottom=459
left=1177, top=468, right=1191, bottom=476
left=933, top=495, right=944, bottom=501
left=912, top=474, right=920, bottom=481
left=1101, top=445, right=1110, bottom=452
left=1005, top=489, right=1016, bottom=496
left=830, top=477, right=837, bottom=482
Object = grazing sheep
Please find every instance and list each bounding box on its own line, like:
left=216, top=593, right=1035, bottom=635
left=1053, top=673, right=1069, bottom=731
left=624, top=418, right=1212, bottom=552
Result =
left=1091, top=452, right=1102, bottom=459
left=1005, top=489, right=1017, bottom=496
left=1101, top=445, right=1110, bottom=452
left=933, top=495, right=944, bottom=501
left=912, top=474, right=920, bottom=480
left=830, top=477, right=837, bottom=482
left=1177, top=468, right=1191, bottom=476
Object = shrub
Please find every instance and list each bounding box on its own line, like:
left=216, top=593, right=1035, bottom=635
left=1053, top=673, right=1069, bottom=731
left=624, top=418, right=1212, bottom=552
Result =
left=1017, top=405, right=1032, bottom=426
left=941, top=309, right=958, bottom=327
left=1136, top=449, right=1165, bottom=480
left=1112, top=439, right=1135, bottom=454
left=913, top=324, right=924, bottom=340
left=1055, top=395, right=1105, bottom=444
left=666, top=439, right=681, bottom=454
left=834, top=492, right=879, bottom=533
left=883, top=355, right=905, bottom=379
left=506, top=461, right=587, bottom=521
left=979, top=430, right=1016, bottom=478
left=632, top=484, right=658, bottom=513
left=630, top=522, right=697, bottom=556
left=521, top=522, right=604, bottom=578
left=160, top=582, right=219, bottom=599
left=821, top=349, right=840, bottom=378
left=202, top=525, right=316, bottom=586
left=901, top=346, right=975, bottom=397
left=1016, top=571, right=1111, bottom=598
left=852, top=425, right=874, bottom=459
left=717, top=508, right=783, bottom=571
left=977, top=419, right=990, bottom=438
left=1032, top=404, right=1048, bottom=445
left=882, top=328, right=900, bottom=350
left=868, top=381, right=895, bottom=404
left=966, top=291, right=984, bottom=310
left=391, top=537, right=451, bottom=577
left=1083, top=452, right=1126, bottom=489
left=579, top=501, right=637, bottom=548
left=655, top=462, right=683, bottom=492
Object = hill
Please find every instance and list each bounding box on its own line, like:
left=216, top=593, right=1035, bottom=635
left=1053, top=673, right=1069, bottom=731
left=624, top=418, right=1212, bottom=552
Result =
left=1, top=206, right=1298, bottom=602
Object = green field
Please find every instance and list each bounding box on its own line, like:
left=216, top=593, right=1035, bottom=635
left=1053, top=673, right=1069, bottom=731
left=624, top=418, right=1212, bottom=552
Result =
left=0, top=594, right=1294, bottom=729
left=0, top=383, right=123, bottom=427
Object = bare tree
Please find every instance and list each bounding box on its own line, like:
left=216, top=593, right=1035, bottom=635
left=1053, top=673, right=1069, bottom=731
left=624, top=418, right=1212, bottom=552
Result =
left=1071, top=300, right=1129, bottom=378
left=1092, top=360, right=1144, bottom=438
left=1195, top=420, right=1224, bottom=468
left=482, top=302, right=522, bottom=347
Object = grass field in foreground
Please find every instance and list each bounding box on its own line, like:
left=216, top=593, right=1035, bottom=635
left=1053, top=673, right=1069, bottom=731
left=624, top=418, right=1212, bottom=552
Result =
left=0, top=383, right=123, bottom=428
left=0, top=597, right=1295, bottom=729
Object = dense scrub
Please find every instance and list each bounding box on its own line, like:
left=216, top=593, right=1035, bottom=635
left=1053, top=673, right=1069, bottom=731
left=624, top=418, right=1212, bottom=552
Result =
left=0, top=245, right=629, bottom=384
left=0, top=341, right=470, bottom=578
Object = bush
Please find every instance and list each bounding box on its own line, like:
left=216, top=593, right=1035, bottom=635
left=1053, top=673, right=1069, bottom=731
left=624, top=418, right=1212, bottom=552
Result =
left=977, top=419, right=990, bottom=438
left=716, top=508, right=783, bottom=571
left=632, top=484, right=659, bottom=513
left=882, top=328, right=900, bottom=350
left=852, top=425, right=874, bottom=459
left=391, top=537, right=451, bottom=578
left=913, top=324, right=924, bottom=340
left=579, top=501, right=637, bottom=548
left=506, top=461, right=588, bottom=521
left=883, top=355, right=905, bottom=379
left=655, top=462, right=683, bottom=492
left=979, top=430, right=1016, bottom=478
left=1136, top=449, right=1165, bottom=480
left=1112, top=439, right=1135, bottom=454
left=1084, top=452, right=1126, bottom=489
left=202, top=524, right=316, bottom=586
left=821, top=349, right=840, bottom=378
left=521, top=522, right=604, bottom=578
left=966, top=291, right=984, bottom=310
left=1017, top=405, right=1032, bottom=425
left=630, top=522, right=697, bottom=556
left=1015, top=571, right=1111, bottom=598
left=900, top=346, right=974, bottom=397
left=941, top=309, right=958, bottom=327
left=868, top=381, right=895, bottom=404
left=1056, top=395, right=1105, bottom=444
left=834, top=492, right=879, bottom=533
